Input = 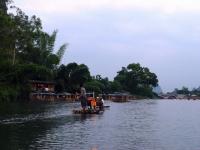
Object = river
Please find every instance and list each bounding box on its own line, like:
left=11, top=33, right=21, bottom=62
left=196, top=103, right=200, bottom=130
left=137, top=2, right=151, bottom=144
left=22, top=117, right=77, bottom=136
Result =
left=0, top=100, right=200, bottom=150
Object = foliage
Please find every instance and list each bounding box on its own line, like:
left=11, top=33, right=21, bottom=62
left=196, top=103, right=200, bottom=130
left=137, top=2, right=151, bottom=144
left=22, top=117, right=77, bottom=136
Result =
left=114, top=63, right=158, bottom=97
left=86, top=75, right=108, bottom=94
left=55, top=63, right=158, bottom=97
left=85, top=75, right=122, bottom=95
left=176, top=87, right=190, bottom=95
left=0, top=0, right=11, bottom=14
left=85, top=80, right=103, bottom=94
left=0, top=85, right=18, bottom=102
left=0, top=1, right=67, bottom=101
left=110, top=81, right=122, bottom=93
left=0, top=1, right=160, bottom=101
left=174, top=86, right=196, bottom=95
left=55, top=63, right=91, bottom=93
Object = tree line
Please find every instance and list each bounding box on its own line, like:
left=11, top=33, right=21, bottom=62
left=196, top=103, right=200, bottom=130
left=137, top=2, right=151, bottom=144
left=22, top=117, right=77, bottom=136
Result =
left=0, top=0, right=158, bottom=101
left=173, top=86, right=200, bottom=96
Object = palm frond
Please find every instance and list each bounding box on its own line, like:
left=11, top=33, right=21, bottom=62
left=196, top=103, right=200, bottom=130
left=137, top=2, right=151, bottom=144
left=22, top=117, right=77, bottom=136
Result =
left=56, top=43, right=68, bottom=63
left=47, top=30, right=57, bottom=52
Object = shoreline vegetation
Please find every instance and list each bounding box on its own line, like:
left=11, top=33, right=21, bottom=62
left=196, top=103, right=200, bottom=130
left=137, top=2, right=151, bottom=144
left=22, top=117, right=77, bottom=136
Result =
left=0, top=0, right=159, bottom=102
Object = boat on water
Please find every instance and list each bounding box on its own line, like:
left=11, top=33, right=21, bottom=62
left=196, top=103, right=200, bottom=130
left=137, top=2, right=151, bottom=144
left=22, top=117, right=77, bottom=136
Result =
left=74, top=94, right=110, bottom=114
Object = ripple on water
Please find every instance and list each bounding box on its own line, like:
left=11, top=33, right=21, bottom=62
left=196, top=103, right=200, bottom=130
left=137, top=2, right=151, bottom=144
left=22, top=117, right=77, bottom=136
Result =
left=1, top=100, right=200, bottom=150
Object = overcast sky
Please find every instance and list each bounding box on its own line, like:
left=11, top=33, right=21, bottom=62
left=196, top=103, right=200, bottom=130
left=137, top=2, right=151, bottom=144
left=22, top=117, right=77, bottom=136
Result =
left=13, top=0, right=200, bottom=92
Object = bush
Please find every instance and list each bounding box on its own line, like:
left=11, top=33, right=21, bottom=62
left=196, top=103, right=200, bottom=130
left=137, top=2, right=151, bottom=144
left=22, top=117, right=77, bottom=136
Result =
left=0, top=85, right=18, bottom=102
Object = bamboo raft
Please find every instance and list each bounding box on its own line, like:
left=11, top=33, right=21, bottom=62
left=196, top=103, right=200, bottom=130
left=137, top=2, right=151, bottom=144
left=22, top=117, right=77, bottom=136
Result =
left=73, top=106, right=110, bottom=114
left=73, top=109, right=101, bottom=114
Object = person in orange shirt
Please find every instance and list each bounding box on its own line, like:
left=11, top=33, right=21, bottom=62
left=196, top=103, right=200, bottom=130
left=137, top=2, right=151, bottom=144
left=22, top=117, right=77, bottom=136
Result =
left=91, top=98, right=96, bottom=110
left=87, top=97, right=93, bottom=109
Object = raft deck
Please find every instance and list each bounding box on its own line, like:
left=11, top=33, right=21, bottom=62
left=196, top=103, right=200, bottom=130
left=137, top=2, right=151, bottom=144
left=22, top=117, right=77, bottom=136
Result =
left=73, top=105, right=110, bottom=114
left=73, top=109, right=101, bottom=114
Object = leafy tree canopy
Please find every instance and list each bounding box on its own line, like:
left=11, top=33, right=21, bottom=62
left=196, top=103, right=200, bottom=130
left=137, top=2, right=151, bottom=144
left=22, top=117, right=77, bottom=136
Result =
left=55, top=63, right=91, bottom=93
left=0, top=1, right=67, bottom=101
left=114, top=63, right=158, bottom=96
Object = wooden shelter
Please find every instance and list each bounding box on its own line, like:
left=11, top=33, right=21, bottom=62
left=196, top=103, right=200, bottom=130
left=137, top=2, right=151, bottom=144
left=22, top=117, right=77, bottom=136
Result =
left=29, top=80, right=55, bottom=92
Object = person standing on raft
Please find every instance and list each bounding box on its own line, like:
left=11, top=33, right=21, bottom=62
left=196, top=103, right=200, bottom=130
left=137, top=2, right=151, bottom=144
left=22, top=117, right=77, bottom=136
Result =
left=79, top=84, right=87, bottom=111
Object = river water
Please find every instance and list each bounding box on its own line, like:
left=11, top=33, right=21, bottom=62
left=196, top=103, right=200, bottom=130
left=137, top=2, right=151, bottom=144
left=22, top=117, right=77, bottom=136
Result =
left=0, top=100, right=200, bottom=150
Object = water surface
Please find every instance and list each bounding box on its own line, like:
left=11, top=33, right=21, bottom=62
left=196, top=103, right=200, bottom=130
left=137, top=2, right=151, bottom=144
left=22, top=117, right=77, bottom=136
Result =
left=0, top=100, right=200, bottom=150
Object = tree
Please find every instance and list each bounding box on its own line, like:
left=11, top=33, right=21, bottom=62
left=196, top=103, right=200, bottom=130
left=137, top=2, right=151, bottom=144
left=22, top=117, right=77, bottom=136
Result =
left=176, top=86, right=190, bottom=95
left=0, top=9, right=16, bottom=65
left=8, top=8, right=67, bottom=68
left=37, top=30, right=67, bottom=68
left=110, top=81, right=122, bottom=93
left=0, top=0, right=10, bottom=14
left=85, top=80, right=104, bottom=94
left=70, top=64, right=91, bottom=85
left=55, top=63, right=91, bottom=93
left=114, top=67, right=128, bottom=91
left=0, top=1, right=67, bottom=101
left=114, top=63, right=158, bottom=96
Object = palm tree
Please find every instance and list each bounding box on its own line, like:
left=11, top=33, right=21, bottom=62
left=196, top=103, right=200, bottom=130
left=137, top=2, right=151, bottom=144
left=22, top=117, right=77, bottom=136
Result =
left=39, top=30, right=67, bottom=69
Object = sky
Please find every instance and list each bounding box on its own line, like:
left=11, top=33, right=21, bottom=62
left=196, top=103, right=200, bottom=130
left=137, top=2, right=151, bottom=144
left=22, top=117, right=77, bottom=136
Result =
left=13, top=0, right=200, bottom=92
